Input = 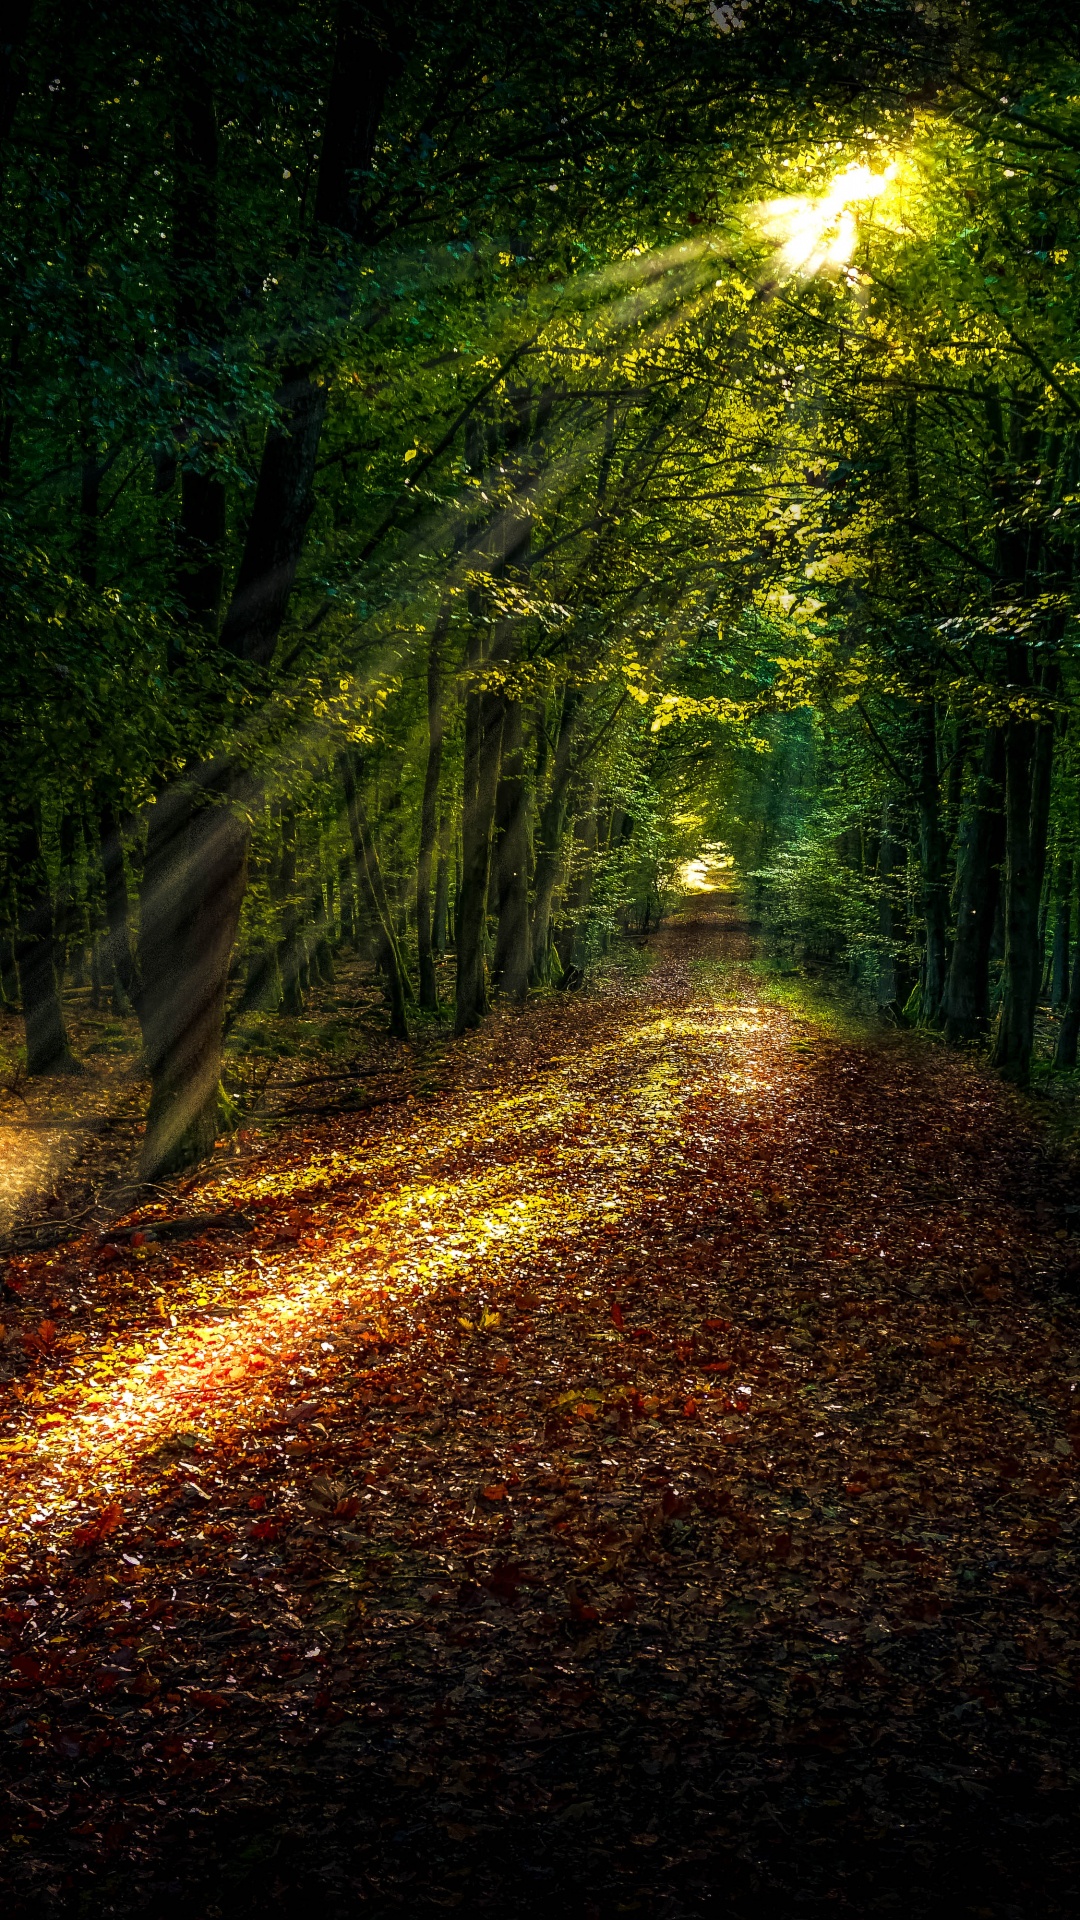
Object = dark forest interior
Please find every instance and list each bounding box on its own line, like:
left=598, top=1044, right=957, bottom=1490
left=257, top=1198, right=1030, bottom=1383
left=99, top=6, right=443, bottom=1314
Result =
left=3, top=3, right=1080, bottom=1915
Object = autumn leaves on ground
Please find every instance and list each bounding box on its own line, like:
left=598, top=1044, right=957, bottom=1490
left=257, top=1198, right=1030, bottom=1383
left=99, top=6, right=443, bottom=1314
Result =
left=2, top=899, right=1079, bottom=1918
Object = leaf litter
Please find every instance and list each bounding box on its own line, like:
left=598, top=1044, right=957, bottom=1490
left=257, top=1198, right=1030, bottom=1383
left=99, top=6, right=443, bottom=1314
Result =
left=1, top=901, right=1080, bottom=1916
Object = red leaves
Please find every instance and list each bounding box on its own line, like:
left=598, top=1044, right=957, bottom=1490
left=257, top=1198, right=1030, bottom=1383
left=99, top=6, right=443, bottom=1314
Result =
left=485, top=1562, right=526, bottom=1603
left=610, top=1301, right=625, bottom=1330
left=249, top=1518, right=285, bottom=1542
left=568, top=1589, right=600, bottom=1626
left=24, top=1319, right=57, bottom=1353
left=480, top=1483, right=507, bottom=1503
left=71, top=1503, right=123, bottom=1550
left=702, top=1359, right=732, bottom=1374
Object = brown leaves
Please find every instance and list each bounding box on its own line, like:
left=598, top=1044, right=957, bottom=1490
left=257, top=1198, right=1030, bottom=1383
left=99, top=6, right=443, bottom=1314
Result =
left=71, top=1503, right=123, bottom=1550
left=3, top=908, right=1080, bottom=1913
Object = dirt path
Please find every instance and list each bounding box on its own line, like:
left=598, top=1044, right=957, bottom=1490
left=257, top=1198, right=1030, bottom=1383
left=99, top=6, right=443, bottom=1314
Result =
left=2, top=900, right=1079, bottom=1917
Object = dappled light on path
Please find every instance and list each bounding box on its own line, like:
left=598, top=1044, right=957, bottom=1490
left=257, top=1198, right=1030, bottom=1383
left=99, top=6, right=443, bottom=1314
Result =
left=2, top=901, right=1079, bottom=1917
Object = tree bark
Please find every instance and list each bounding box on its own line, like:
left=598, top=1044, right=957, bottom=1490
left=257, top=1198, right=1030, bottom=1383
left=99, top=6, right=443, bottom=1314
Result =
left=138, top=783, right=248, bottom=1176
left=338, top=849, right=357, bottom=948
left=990, top=664, right=1056, bottom=1085
left=1055, top=862, right=1080, bottom=1069
left=874, top=801, right=900, bottom=1011
left=416, top=607, right=448, bottom=1010
left=554, top=797, right=597, bottom=986
left=433, top=809, right=452, bottom=954
left=54, top=808, right=81, bottom=986
left=135, top=5, right=406, bottom=1171
left=916, top=702, right=948, bottom=1025
left=12, top=804, right=78, bottom=1074
left=455, top=639, right=504, bottom=1032
left=1050, top=855, right=1072, bottom=1008
left=340, top=750, right=411, bottom=1039
left=173, top=25, right=226, bottom=634
left=97, top=801, right=140, bottom=1013
left=276, top=809, right=306, bottom=1015
left=941, top=726, right=1005, bottom=1044
left=491, top=696, right=530, bottom=999
left=530, top=685, right=582, bottom=985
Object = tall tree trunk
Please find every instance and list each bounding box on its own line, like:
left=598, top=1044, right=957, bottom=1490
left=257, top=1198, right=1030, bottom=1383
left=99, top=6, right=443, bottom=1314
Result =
left=874, top=800, right=900, bottom=1011
left=1055, top=862, right=1080, bottom=1069
left=941, top=727, right=1005, bottom=1044
left=491, top=697, right=530, bottom=1000
left=416, top=607, right=448, bottom=1011
left=340, top=751, right=411, bottom=1039
left=173, top=23, right=225, bottom=635
left=1050, top=855, right=1072, bottom=1008
left=991, top=664, right=1056, bottom=1085
left=98, top=801, right=140, bottom=1013
left=135, top=6, right=405, bottom=1174
left=338, top=849, right=357, bottom=948
left=433, top=809, right=452, bottom=954
left=0, top=932, right=18, bottom=1012
left=138, top=785, right=248, bottom=1176
left=54, top=808, right=80, bottom=986
left=530, top=685, right=582, bottom=985
left=456, top=638, right=504, bottom=1031
left=12, top=805, right=78, bottom=1074
left=554, top=797, right=597, bottom=985
left=916, top=702, right=948, bottom=1025
left=276, top=809, right=306, bottom=1015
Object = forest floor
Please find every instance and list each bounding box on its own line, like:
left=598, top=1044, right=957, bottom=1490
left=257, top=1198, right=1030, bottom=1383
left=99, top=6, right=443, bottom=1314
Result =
left=2, top=895, right=1080, bottom=1918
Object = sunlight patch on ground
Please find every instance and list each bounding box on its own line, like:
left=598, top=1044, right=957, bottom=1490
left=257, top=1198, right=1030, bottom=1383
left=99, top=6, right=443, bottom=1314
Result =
left=0, top=962, right=798, bottom=1565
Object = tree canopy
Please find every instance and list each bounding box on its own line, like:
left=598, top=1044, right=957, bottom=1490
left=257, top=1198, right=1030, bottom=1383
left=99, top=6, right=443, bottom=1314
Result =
left=4, top=0, right=1080, bottom=1171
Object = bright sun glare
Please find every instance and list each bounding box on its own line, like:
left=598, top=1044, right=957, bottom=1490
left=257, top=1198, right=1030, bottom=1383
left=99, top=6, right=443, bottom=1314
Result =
left=753, top=160, right=897, bottom=282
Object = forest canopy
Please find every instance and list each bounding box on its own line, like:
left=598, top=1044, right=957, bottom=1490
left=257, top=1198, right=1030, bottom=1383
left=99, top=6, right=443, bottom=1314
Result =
left=4, top=0, right=1080, bottom=1178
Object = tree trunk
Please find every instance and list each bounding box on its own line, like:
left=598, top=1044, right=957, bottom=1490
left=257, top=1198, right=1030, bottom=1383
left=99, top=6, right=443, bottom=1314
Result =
left=134, top=9, right=405, bottom=1171
left=138, top=786, right=248, bottom=1177
left=313, top=874, right=335, bottom=983
left=1050, top=856, right=1072, bottom=1008
left=276, top=810, right=306, bottom=1015
left=416, top=607, right=448, bottom=1011
left=433, top=809, right=452, bottom=954
left=874, top=801, right=900, bottom=1011
left=340, top=751, right=411, bottom=1039
left=338, top=849, right=357, bottom=948
left=554, top=798, right=597, bottom=985
left=173, top=25, right=225, bottom=635
left=0, top=933, right=19, bottom=1011
left=455, top=632, right=505, bottom=1033
left=12, top=805, right=78, bottom=1074
left=54, top=809, right=80, bottom=986
left=990, top=672, right=1055, bottom=1085
left=941, top=727, right=1005, bottom=1044
left=1055, top=861, right=1080, bottom=1069
left=916, top=703, right=948, bottom=1025
left=491, top=697, right=530, bottom=999
left=530, top=685, right=582, bottom=985
left=98, top=801, right=140, bottom=1012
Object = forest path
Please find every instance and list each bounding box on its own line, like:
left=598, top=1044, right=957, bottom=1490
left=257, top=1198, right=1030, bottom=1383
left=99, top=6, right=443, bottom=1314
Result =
left=2, top=896, right=1080, bottom=1917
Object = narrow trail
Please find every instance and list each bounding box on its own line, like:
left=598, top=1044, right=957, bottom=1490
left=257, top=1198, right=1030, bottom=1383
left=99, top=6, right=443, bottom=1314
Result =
left=2, top=899, right=1079, bottom=1917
